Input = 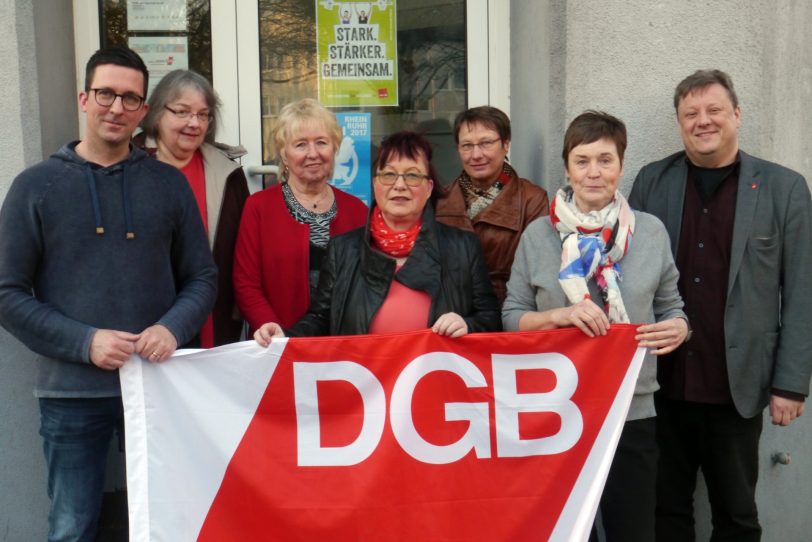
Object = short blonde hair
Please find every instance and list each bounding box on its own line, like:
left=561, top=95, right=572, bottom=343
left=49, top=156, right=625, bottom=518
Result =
left=273, top=98, right=342, bottom=161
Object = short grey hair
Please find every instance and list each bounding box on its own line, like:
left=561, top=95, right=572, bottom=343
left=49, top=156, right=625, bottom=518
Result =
left=273, top=98, right=342, bottom=159
left=673, top=69, right=738, bottom=111
left=141, top=69, right=221, bottom=143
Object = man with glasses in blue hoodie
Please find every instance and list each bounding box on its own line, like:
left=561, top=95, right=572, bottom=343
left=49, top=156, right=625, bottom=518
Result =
left=0, top=47, right=216, bottom=541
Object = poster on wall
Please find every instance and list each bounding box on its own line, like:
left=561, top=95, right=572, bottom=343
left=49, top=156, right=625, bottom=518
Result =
left=127, top=0, right=187, bottom=31
left=316, top=0, right=398, bottom=107
left=330, top=112, right=372, bottom=205
left=129, top=36, right=189, bottom=97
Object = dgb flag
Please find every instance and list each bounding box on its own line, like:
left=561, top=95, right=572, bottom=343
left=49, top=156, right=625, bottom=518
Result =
left=121, top=326, right=645, bottom=541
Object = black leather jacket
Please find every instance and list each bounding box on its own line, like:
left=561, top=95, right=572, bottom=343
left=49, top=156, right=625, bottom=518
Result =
left=287, top=206, right=501, bottom=336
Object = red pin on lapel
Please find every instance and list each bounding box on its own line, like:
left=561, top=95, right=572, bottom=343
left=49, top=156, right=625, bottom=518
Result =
left=751, top=182, right=757, bottom=189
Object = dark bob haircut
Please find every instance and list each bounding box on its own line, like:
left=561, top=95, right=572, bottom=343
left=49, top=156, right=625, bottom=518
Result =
left=375, top=131, right=440, bottom=204
left=452, top=106, right=511, bottom=144
left=562, top=110, right=627, bottom=164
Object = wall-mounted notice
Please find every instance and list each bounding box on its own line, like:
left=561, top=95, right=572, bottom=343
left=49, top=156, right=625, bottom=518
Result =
left=317, top=0, right=398, bottom=107
left=127, top=0, right=187, bottom=31
left=129, top=36, right=189, bottom=97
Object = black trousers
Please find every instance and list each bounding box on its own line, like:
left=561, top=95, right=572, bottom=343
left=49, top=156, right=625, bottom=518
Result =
left=654, top=397, right=762, bottom=542
left=590, top=417, right=658, bottom=542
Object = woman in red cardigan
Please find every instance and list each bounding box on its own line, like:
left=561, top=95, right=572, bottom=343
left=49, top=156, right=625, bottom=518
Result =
left=233, top=99, right=367, bottom=333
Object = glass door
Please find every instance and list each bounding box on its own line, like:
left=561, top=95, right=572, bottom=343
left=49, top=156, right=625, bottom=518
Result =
left=233, top=0, right=509, bottom=190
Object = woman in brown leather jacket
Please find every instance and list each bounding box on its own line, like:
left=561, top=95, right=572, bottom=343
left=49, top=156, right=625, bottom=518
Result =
left=435, top=106, right=549, bottom=305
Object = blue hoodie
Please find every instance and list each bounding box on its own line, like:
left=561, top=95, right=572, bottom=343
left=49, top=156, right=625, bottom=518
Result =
left=0, top=142, right=217, bottom=397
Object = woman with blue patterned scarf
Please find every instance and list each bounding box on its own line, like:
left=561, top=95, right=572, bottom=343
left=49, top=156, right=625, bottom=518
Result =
left=502, top=111, right=689, bottom=542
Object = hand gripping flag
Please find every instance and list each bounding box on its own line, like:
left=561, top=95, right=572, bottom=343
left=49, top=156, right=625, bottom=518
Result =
left=121, top=326, right=646, bottom=541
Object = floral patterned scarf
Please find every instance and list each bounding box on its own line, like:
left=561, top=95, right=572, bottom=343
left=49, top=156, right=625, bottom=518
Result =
left=550, top=187, right=635, bottom=323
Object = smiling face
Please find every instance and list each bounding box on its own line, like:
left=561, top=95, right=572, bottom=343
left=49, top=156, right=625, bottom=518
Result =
left=79, top=64, right=147, bottom=153
left=374, top=152, right=434, bottom=230
left=456, top=121, right=509, bottom=186
left=156, top=88, right=209, bottom=162
left=677, top=83, right=741, bottom=168
left=565, top=138, right=623, bottom=213
left=281, top=122, right=336, bottom=186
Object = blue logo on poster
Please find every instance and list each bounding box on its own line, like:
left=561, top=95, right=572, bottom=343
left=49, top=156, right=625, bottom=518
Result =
left=331, top=112, right=372, bottom=206
left=333, top=137, right=359, bottom=186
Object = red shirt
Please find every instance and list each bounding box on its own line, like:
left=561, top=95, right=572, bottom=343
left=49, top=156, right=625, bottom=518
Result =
left=181, top=151, right=209, bottom=229
left=180, top=150, right=214, bottom=347
left=368, top=267, right=432, bottom=334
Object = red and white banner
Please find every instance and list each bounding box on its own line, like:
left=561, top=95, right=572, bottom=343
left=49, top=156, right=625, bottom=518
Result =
left=121, top=326, right=645, bottom=541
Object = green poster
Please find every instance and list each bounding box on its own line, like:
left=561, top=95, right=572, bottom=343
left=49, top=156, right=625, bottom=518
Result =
left=317, top=0, right=398, bottom=107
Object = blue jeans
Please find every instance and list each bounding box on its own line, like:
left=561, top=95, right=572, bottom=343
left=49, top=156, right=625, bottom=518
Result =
left=39, top=397, right=124, bottom=542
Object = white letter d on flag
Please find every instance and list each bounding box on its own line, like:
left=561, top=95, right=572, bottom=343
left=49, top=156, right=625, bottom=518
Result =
left=294, top=361, right=386, bottom=466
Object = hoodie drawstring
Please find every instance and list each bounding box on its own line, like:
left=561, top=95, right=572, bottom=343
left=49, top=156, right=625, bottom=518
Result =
left=84, top=163, right=136, bottom=240
left=85, top=166, right=105, bottom=236
left=121, top=164, right=135, bottom=240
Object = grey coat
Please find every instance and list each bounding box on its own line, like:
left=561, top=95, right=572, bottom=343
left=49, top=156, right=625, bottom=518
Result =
left=629, top=150, right=812, bottom=417
left=503, top=212, right=686, bottom=421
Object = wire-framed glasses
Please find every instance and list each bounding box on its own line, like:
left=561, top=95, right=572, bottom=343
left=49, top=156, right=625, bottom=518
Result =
left=164, top=105, right=212, bottom=123
left=375, top=171, right=430, bottom=187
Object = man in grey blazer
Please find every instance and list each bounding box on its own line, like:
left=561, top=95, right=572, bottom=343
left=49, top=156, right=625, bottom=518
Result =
left=629, top=69, right=812, bottom=541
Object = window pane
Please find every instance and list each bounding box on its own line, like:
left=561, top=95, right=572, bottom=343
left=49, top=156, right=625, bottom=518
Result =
left=259, top=0, right=466, bottom=184
left=100, top=0, right=213, bottom=88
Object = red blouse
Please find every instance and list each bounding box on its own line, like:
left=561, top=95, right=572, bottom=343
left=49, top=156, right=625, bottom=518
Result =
left=368, top=268, right=432, bottom=334
left=181, top=150, right=214, bottom=347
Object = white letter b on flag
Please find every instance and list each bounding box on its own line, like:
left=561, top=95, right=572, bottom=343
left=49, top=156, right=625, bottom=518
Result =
left=492, top=353, right=583, bottom=457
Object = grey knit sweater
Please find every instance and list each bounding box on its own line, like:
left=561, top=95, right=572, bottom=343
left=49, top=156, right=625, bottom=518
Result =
left=0, top=142, right=217, bottom=397
left=503, top=212, right=686, bottom=421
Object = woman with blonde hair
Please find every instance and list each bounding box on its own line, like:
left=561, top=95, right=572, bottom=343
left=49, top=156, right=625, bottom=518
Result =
left=234, top=98, right=367, bottom=334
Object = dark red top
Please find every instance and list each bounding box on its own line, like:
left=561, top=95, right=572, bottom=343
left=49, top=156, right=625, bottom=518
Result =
left=181, top=150, right=214, bottom=348
left=659, top=161, right=738, bottom=404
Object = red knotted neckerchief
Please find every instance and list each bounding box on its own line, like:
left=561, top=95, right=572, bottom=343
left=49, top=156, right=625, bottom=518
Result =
left=369, top=207, right=422, bottom=258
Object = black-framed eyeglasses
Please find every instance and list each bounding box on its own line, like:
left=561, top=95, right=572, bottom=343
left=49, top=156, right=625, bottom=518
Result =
left=375, top=171, right=430, bottom=187
left=458, top=138, right=501, bottom=154
left=90, top=88, right=145, bottom=111
left=164, top=105, right=212, bottom=123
